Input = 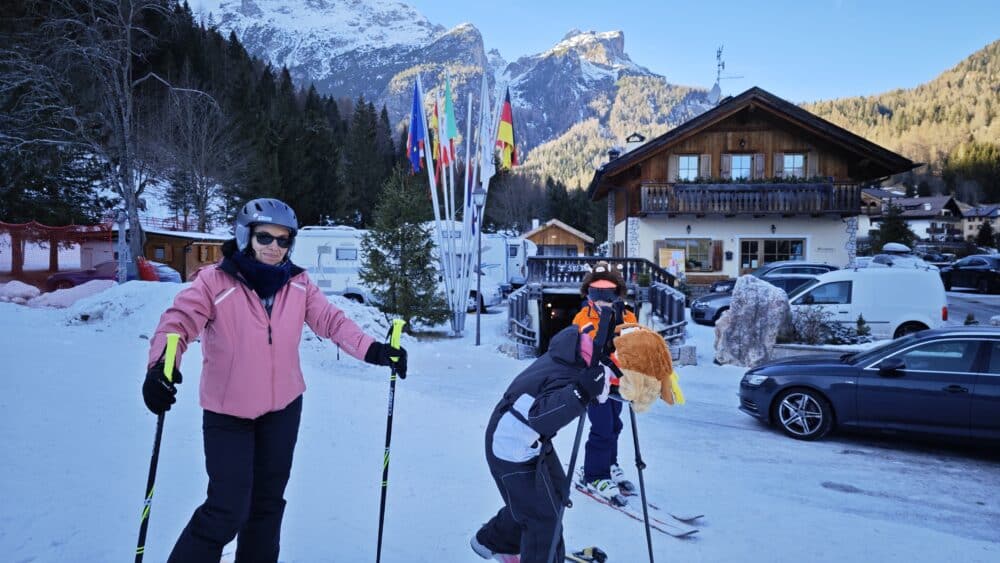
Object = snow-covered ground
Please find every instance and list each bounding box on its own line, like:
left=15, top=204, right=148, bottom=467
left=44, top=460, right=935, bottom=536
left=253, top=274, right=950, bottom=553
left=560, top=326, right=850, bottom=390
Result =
left=0, top=282, right=998, bottom=562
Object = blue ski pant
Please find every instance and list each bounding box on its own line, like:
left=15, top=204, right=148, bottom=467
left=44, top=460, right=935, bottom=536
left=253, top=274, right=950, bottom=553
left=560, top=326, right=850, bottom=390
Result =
left=582, top=398, right=623, bottom=483
left=167, top=395, right=302, bottom=563
left=477, top=447, right=567, bottom=563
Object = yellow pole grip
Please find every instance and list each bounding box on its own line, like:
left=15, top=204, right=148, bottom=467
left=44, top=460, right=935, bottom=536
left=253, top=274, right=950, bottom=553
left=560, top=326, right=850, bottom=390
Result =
left=389, top=319, right=406, bottom=363
left=163, top=334, right=181, bottom=383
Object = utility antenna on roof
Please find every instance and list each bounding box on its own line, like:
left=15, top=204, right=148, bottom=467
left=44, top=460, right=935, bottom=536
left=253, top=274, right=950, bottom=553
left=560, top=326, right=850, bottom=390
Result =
left=715, top=45, right=744, bottom=83
left=709, top=45, right=742, bottom=105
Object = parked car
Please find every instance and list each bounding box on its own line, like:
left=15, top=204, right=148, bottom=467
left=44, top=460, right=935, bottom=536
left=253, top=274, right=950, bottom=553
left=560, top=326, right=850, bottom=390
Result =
left=787, top=267, right=947, bottom=339
left=45, top=260, right=181, bottom=291
left=939, top=254, right=1000, bottom=293
left=738, top=327, right=1000, bottom=442
left=709, top=261, right=839, bottom=293
left=692, top=272, right=822, bottom=325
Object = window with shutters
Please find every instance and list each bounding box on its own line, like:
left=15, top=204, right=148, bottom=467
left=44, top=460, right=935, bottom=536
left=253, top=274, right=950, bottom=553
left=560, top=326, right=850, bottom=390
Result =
left=678, top=155, right=699, bottom=181
left=730, top=154, right=752, bottom=179
left=783, top=153, right=805, bottom=178
left=663, top=238, right=713, bottom=272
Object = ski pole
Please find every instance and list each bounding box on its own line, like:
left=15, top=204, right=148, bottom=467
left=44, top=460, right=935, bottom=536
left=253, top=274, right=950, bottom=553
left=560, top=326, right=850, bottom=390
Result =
left=628, top=403, right=655, bottom=563
left=376, top=319, right=406, bottom=563
left=546, top=412, right=587, bottom=563
left=135, top=333, right=180, bottom=563
left=547, top=306, right=615, bottom=563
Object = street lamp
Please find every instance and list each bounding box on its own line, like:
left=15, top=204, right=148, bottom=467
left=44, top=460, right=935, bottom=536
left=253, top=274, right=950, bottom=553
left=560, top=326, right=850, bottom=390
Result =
left=472, top=186, right=487, bottom=346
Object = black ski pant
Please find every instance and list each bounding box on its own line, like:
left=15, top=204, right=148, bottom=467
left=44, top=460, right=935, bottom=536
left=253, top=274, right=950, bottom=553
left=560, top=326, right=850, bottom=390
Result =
left=168, top=396, right=302, bottom=563
left=476, top=445, right=567, bottom=563
left=582, top=398, right=622, bottom=483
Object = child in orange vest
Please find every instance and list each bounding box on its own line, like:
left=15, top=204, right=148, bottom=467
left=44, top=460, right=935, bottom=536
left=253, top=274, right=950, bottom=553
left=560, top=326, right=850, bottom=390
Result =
left=572, top=262, right=637, bottom=506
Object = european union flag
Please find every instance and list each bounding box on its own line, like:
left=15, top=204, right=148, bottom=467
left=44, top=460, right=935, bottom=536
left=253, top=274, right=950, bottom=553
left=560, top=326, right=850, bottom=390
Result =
left=407, top=82, right=425, bottom=174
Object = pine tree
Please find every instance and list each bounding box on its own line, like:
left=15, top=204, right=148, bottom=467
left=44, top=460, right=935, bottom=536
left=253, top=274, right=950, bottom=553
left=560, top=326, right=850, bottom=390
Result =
left=872, top=204, right=917, bottom=251
left=976, top=220, right=996, bottom=248
left=359, top=169, right=449, bottom=331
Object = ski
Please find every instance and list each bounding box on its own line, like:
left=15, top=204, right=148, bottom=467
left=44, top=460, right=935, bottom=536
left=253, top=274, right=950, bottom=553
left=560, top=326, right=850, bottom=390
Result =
left=566, top=546, right=608, bottom=562
left=618, top=490, right=705, bottom=523
left=578, top=469, right=703, bottom=524
left=574, top=483, right=699, bottom=538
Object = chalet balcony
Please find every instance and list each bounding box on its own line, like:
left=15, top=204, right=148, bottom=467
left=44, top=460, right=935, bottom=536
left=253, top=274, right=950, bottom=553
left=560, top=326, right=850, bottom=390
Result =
left=640, top=182, right=861, bottom=216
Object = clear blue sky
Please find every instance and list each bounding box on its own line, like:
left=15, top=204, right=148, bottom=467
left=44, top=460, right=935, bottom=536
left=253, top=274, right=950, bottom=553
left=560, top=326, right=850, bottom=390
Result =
left=407, top=0, right=999, bottom=103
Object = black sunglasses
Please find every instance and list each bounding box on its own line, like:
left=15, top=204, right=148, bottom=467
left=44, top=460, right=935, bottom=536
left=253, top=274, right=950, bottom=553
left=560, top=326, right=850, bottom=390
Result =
left=253, top=232, right=293, bottom=248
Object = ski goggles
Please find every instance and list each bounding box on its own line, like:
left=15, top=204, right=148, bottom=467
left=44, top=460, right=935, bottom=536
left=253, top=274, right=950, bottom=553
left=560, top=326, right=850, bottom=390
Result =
left=587, top=286, right=619, bottom=304
left=253, top=232, right=294, bottom=249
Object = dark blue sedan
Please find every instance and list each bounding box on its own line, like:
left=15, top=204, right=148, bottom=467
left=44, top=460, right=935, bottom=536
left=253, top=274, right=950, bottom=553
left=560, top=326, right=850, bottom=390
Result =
left=739, top=327, right=1000, bottom=442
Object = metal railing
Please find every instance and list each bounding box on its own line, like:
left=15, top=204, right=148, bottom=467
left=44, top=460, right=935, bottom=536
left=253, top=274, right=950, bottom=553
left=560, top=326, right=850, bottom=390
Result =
left=647, top=282, right=687, bottom=342
left=640, top=182, right=861, bottom=215
left=526, top=256, right=676, bottom=287
left=507, top=283, right=541, bottom=347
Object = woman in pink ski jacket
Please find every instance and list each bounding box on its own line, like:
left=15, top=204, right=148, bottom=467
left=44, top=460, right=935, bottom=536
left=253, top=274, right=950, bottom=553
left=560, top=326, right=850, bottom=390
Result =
left=141, top=198, right=406, bottom=563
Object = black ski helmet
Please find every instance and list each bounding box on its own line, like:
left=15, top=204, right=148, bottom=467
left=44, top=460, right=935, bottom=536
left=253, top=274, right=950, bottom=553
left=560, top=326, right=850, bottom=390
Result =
left=235, top=198, right=299, bottom=254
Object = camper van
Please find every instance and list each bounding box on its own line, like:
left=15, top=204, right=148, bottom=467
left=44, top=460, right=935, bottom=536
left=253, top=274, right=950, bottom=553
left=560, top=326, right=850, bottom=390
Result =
left=294, top=225, right=372, bottom=303
left=295, top=224, right=520, bottom=311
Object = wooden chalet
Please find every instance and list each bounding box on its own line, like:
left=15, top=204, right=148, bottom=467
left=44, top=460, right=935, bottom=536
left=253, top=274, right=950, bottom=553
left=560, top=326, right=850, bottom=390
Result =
left=587, top=87, right=917, bottom=284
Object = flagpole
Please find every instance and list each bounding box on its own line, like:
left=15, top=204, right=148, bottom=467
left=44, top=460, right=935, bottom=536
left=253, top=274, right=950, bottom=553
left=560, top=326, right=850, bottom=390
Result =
left=436, top=90, right=458, bottom=323
left=417, top=76, right=455, bottom=330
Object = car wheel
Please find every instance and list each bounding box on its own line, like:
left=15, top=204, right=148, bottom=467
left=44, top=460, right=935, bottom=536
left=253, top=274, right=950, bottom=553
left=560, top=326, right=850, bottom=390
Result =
left=55, top=280, right=75, bottom=290
left=345, top=294, right=364, bottom=304
left=772, top=388, right=833, bottom=440
left=467, top=294, right=485, bottom=313
left=893, top=322, right=927, bottom=339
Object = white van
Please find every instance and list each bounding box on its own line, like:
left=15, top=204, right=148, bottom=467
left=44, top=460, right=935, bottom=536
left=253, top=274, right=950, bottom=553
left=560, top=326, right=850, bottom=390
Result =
left=787, top=267, right=947, bottom=340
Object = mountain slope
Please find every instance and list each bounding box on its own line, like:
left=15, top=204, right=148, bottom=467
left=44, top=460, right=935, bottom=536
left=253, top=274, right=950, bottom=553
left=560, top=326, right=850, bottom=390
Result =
left=803, top=39, right=1000, bottom=168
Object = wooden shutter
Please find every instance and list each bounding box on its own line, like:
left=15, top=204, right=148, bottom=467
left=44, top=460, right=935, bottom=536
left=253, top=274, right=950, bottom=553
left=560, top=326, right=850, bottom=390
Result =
left=699, top=153, right=711, bottom=179
left=807, top=151, right=818, bottom=177
left=668, top=154, right=679, bottom=182
left=720, top=154, right=732, bottom=180
left=773, top=152, right=784, bottom=178
left=753, top=153, right=765, bottom=180
left=711, top=240, right=723, bottom=271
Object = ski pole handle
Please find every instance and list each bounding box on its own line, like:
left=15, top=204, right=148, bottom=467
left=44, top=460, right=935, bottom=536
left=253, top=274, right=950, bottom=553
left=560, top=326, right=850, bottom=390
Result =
left=388, top=319, right=405, bottom=364
left=163, top=333, right=180, bottom=382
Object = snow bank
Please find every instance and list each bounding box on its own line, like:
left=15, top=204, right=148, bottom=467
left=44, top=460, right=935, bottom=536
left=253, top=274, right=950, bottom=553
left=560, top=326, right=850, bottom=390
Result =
left=28, top=280, right=115, bottom=309
left=0, top=280, right=41, bottom=304
left=63, top=281, right=178, bottom=326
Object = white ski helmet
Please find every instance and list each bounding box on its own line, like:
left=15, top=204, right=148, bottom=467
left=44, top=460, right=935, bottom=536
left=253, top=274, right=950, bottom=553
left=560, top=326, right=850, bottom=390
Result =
left=235, top=198, right=299, bottom=254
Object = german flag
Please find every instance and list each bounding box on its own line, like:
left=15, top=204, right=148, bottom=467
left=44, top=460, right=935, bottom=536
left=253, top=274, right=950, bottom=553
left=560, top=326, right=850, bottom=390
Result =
left=496, top=87, right=518, bottom=169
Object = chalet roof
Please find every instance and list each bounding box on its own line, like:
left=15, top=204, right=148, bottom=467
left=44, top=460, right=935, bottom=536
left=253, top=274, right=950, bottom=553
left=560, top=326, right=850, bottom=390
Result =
left=588, top=86, right=917, bottom=200
left=964, top=204, right=1000, bottom=219
left=522, top=219, right=595, bottom=244
left=882, top=196, right=961, bottom=219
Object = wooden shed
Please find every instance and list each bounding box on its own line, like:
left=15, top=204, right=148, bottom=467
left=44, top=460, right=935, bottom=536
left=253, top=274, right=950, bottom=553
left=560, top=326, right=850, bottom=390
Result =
left=522, top=219, right=595, bottom=256
left=142, top=228, right=230, bottom=281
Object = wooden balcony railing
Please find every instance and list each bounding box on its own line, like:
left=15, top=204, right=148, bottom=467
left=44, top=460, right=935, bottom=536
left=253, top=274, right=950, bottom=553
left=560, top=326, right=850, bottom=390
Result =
left=640, top=182, right=861, bottom=215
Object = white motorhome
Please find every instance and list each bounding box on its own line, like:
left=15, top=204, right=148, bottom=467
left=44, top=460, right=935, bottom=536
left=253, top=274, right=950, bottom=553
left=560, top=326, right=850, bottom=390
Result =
left=295, top=224, right=517, bottom=311
left=787, top=267, right=948, bottom=340
left=294, top=225, right=372, bottom=303
left=478, top=233, right=538, bottom=293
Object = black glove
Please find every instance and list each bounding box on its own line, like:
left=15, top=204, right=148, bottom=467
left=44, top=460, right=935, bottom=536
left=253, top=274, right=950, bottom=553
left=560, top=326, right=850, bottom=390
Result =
left=142, top=362, right=182, bottom=415
left=365, top=342, right=408, bottom=379
left=576, top=363, right=606, bottom=403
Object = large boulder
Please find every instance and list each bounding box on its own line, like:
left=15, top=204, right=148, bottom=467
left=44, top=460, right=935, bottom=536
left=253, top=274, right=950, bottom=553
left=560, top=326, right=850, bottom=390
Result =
left=714, top=275, right=791, bottom=367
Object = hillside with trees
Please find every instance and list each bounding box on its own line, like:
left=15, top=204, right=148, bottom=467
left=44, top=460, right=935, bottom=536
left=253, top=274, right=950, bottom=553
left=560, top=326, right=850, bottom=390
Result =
left=804, top=39, right=1000, bottom=202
